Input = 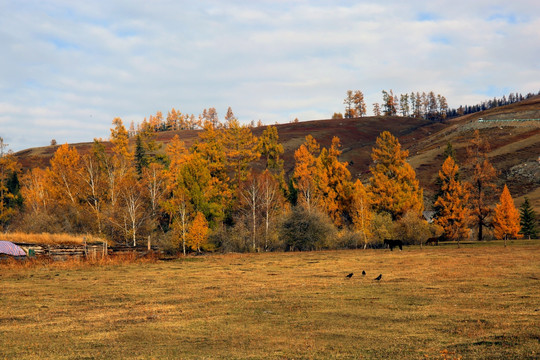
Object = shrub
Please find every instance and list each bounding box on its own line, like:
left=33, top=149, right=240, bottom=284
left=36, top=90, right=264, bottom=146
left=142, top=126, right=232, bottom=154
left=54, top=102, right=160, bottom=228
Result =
left=370, top=212, right=395, bottom=245
left=394, top=211, right=431, bottom=245
left=278, top=207, right=337, bottom=251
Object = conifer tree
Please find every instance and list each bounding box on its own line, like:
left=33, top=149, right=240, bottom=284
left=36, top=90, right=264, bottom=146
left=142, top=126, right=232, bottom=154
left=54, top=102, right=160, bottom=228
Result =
left=369, top=131, right=423, bottom=219
left=351, top=179, right=372, bottom=248
left=187, top=211, right=209, bottom=253
left=466, top=130, right=497, bottom=241
left=519, top=198, right=538, bottom=239
left=434, top=156, right=471, bottom=246
left=493, top=185, right=522, bottom=246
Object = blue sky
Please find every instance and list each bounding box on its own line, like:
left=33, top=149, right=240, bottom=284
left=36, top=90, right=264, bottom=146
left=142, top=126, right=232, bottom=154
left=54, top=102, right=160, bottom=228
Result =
left=1, top=0, right=539, bottom=151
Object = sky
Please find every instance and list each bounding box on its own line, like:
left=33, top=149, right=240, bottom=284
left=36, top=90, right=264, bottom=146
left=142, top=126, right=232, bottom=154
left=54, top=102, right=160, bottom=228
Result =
left=1, top=0, right=539, bottom=152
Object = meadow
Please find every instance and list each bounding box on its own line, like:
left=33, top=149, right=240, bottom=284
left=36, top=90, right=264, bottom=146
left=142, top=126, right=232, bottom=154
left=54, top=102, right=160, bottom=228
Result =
left=1, top=241, right=539, bottom=359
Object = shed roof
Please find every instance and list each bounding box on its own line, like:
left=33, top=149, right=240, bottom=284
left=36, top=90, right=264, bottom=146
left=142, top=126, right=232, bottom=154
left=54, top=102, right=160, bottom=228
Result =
left=0, top=241, right=27, bottom=256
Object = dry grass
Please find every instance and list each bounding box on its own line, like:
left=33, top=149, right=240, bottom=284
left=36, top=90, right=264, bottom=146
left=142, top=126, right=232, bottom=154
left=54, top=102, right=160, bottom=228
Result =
left=1, top=232, right=109, bottom=245
left=1, top=241, right=539, bottom=359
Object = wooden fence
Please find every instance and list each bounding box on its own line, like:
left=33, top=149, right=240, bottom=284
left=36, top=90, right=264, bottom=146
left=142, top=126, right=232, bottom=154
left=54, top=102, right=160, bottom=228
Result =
left=15, top=242, right=160, bottom=261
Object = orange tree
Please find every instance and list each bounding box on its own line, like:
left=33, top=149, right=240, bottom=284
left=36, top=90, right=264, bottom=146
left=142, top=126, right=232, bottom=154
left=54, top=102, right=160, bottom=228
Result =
left=187, top=211, right=210, bottom=253
left=493, top=184, right=522, bottom=245
left=434, top=156, right=471, bottom=246
left=369, top=131, right=423, bottom=219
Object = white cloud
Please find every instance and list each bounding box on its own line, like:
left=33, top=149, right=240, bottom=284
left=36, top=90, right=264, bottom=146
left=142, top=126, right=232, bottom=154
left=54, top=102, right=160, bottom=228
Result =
left=1, top=0, right=539, bottom=151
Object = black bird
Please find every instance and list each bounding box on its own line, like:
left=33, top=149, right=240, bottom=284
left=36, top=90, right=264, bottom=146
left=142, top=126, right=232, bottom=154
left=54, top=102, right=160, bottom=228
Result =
left=346, top=273, right=354, bottom=278
left=374, top=274, right=382, bottom=281
left=362, top=270, right=366, bottom=276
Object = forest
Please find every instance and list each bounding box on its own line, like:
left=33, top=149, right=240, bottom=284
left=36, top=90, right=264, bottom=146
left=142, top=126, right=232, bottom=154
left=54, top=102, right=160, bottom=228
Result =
left=1, top=102, right=535, bottom=254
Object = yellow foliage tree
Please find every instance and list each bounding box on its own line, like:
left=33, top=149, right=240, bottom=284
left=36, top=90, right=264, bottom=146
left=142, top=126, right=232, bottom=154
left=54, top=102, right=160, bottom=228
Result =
left=293, top=135, right=320, bottom=212
left=493, top=184, right=522, bottom=245
left=317, top=137, right=352, bottom=226
left=187, top=211, right=209, bottom=253
left=48, top=143, right=80, bottom=205
left=369, top=131, right=423, bottom=219
left=466, top=130, right=497, bottom=241
left=350, top=179, right=372, bottom=248
left=434, top=156, right=471, bottom=246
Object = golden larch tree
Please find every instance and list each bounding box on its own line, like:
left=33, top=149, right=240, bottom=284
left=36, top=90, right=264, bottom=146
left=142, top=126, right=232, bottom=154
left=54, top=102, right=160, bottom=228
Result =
left=350, top=179, right=373, bottom=249
left=369, top=131, right=423, bottom=219
left=187, top=211, right=210, bottom=253
left=293, top=135, right=320, bottom=212
left=434, top=156, right=471, bottom=246
left=466, top=130, right=497, bottom=241
left=493, top=184, right=522, bottom=246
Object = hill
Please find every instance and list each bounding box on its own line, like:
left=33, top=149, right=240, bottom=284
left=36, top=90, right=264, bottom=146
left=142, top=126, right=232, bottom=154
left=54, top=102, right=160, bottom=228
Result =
left=14, top=96, right=540, bottom=211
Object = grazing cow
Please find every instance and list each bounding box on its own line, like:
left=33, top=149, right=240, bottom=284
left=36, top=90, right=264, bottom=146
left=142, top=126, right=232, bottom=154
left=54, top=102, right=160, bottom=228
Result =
left=346, top=273, right=354, bottom=278
left=374, top=274, right=382, bottom=281
left=383, top=239, right=403, bottom=251
left=425, top=237, right=440, bottom=246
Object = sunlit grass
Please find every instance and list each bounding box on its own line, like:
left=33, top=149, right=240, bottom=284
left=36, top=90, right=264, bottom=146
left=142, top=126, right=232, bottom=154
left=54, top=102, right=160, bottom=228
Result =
left=1, top=242, right=538, bottom=359
left=1, top=232, right=109, bottom=245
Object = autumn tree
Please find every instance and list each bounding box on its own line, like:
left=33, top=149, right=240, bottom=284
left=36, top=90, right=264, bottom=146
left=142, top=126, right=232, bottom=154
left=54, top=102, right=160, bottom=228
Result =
left=434, top=156, right=471, bottom=246
left=466, top=130, right=497, bottom=241
left=381, top=90, right=397, bottom=116
left=493, top=185, right=522, bottom=245
left=48, top=143, right=80, bottom=205
left=20, top=167, right=50, bottom=215
left=78, top=143, right=107, bottom=234
left=163, top=136, right=192, bottom=254
left=187, top=211, right=210, bottom=253
left=343, top=90, right=357, bottom=118
left=259, top=170, right=285, bottom=250
left=238, top=171, right=262, bottom=251
left=317, top=136, right=352, bottom=225
left=257, top=125, right=284, bottom=173
left=353, top=90, right=367, bottom=117
left=373, top=103, right=381, bottom=116
left=222, top=118, right=260, bottom=189
left=369, top=131, right=423, bottom=219
left=194, top=121, right=228, bottom=183
left=293, top=135, right=321, bottom=212
left=519, top=198, right=538, bottom=239
left=350, top=179, right=372, bottom=249
left=399, top=94, right=410, bottom=116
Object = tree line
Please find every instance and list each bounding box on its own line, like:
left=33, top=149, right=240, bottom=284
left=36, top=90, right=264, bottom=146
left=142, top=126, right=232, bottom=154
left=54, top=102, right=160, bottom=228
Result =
left=0, top=118, right=537, bottom=253
left=337, top=89, right=540, bottom=122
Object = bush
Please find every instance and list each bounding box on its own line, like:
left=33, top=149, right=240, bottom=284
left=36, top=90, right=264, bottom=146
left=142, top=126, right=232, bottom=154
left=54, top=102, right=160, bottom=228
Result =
left=278, top=207, right=337, bottom=251
left=370, top=212, right=395, bottom=246
left=394, top=211, right=431, bottom=245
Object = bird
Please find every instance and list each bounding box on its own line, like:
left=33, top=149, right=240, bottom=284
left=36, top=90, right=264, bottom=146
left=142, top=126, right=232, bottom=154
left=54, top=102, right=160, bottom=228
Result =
left=346, top=273, right=354, bottom=278
left=374, top=274, right=382, bottom=281
left=362, top=270, right=366, bottom=276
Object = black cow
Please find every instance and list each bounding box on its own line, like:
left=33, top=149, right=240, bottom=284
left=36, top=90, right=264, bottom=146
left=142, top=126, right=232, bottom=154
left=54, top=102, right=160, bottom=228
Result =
left=383, top=239, right=403, bottom=251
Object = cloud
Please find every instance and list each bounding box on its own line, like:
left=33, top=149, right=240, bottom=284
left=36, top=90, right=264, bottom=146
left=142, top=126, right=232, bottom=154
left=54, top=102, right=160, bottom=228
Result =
left=1, top=1, right=539, bottom=151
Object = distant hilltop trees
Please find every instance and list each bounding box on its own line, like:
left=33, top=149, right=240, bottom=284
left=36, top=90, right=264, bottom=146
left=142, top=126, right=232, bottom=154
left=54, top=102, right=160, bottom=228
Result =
left=337, top=89, right=540, bottom=122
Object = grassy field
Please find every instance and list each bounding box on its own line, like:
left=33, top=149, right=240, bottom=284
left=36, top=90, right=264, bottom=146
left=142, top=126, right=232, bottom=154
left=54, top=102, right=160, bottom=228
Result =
left=1, top=241, right=539, bottom=359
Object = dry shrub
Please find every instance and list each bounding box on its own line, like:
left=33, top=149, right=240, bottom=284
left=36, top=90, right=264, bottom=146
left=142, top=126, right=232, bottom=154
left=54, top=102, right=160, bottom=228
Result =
left=394, top=211, right=431, bottom=245
left=370, top=212, right=394, bottom=245
left=278, top=207, right=337, bottom=251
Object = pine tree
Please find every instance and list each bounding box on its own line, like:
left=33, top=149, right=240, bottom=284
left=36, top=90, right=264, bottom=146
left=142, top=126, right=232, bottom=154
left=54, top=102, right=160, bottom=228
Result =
left=519, top=198, right=538, bottom=239
left=493, top=185, right=522, bottom=245
left=434, top=156, right=471, bottom=246
left=369, top=131, right=423, bottom=219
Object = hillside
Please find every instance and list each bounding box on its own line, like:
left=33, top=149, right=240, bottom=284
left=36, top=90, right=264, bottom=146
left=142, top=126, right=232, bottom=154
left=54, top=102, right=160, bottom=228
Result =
left=14, top=96, right=540, bottom=211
